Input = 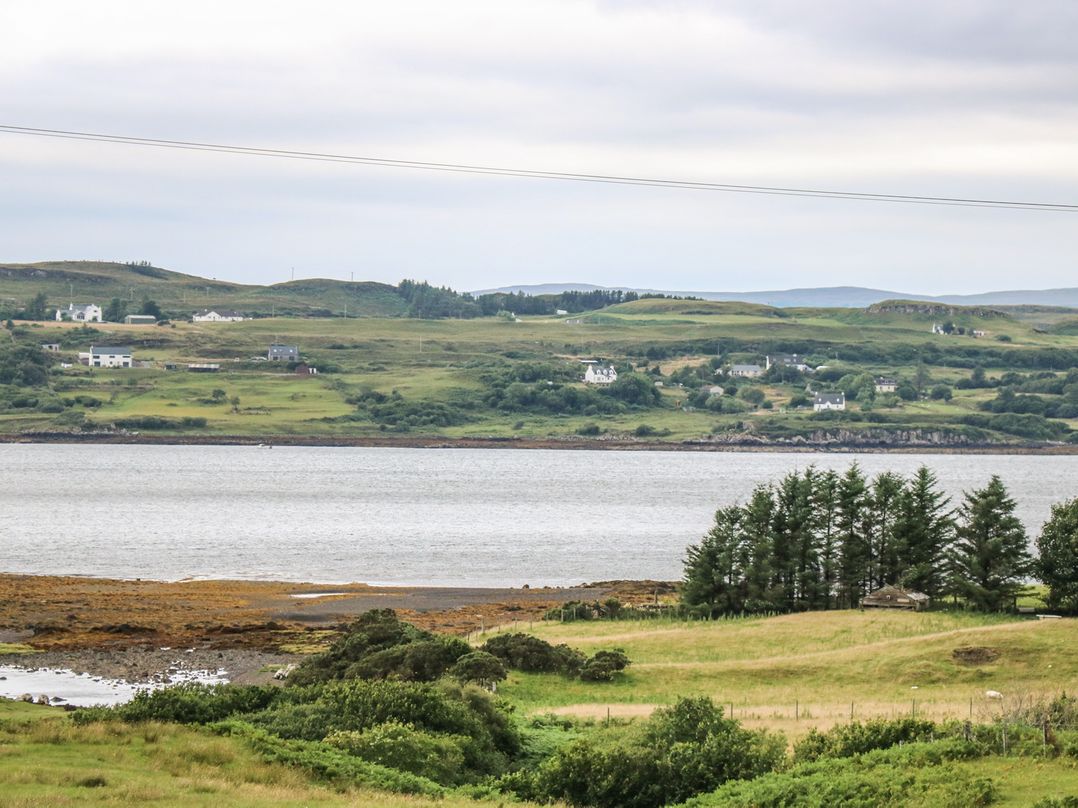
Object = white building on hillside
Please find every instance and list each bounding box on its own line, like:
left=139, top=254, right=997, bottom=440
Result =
left=583, top=365, right=618, bottom=384
left=728, top=364, right=763, bottom=378
left=193, top=309, right=245, bottom=322
left=813, top=392, right=846, bottom=411
left=85, top=346, right=133, bottom=368
left=56, top=303, right=102, bottom=323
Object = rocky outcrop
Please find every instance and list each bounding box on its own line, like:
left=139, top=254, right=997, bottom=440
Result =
left=867, top=300, right=1007, bottom=319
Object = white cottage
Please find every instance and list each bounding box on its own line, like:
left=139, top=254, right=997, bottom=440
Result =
left=813, top=392, right=846, bottom=411
left=56, top=303, right=102, bottom=323
left=583, top=365, right=618, bottom=385
left=193, top=309, right=245, bottom=322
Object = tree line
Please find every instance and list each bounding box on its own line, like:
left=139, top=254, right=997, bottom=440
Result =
left=682, top=464, right=1077, bottom=615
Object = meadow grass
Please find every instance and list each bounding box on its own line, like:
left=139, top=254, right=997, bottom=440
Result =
left=485, top=610, right=1078, bottom=734
left=0, top=703, right=531, bottom=808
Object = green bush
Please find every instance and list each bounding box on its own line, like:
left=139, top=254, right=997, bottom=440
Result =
left=289, top=609, right=467, bottom=685
left=793, top=718, right=938, bottom=762
left=72, top=683, right=279, bottom=726
left=324, top=721, right=468, bottom=784
left=481, top=633, right=584, bottom=675
left=530, top=697, right=784, bottom=808
left=579, top=650, right=631, bottom=681
left=448, top=651, right=507, bottom=688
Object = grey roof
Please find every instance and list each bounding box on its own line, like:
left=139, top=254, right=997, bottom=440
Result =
left=90, top=346, right=131, bottom=354
left=814, top=392, right=845, bottom=404
left=730, top=364, right=762, bottom=372
left=875, top=377, right=898, bottom=384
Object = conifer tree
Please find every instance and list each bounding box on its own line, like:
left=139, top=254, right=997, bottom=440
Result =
left=896, top=466, right=953, bottom=597
left=682, top=506, right=745, bottom=616
left=741, top=485, right=777, bottom=612
left=835, top=464, right=869, bottom=608
left=868, top=472, right=905, bottom=589
left=1036, top=498, right=1078, bottom=611
left=950, top=476, right=1032, bottom=611
left=814, top=469, right=841, bottom=609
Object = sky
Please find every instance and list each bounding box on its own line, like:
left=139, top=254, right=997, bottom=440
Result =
left=2, top=0, right=1077, bottom=294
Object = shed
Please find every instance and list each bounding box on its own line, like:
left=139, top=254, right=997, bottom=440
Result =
left=860, top=585, right=930, bottom=611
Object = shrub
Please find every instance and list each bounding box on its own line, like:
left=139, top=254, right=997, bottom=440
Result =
left=289, top=609, right=467, bottom=685
left=72, top=684, right=279, bottom=726
left=531, top=697, right=784, bottom=808
left=324, top=721, right=468, bottom=784
left=793, top=718, right=937, bottom=763
left=579, top=650, right=631, bottom=681
left=481, top=633, right=584, bottom=676
left=448, top=652, right=507, bottom=689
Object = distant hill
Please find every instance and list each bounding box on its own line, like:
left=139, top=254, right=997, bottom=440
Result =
left=472, top=282, right=1078, bottom=309
left=0, top=261, right=410, bottom=318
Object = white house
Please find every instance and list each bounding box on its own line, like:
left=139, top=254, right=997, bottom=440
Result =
left=86, top=346, right=133, bottom=368
left=813, top=392, right=846, bottom=411
left=728, top=364, right=763, bottom=378
left=56, top=303, right=102, bottom=323
left=40, top=343, right=60, bottom=352
left=193, top=309, right=245, bottom=322
left=583, top=365, right=618, bottom=384
left=874, top=377, right=898, bottom=394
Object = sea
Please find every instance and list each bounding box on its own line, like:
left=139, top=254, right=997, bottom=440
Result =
left=2, top=444, right=1075, bottom=587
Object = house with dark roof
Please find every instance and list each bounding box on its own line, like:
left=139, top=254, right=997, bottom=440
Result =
left=875, top=377, right=898, bottom=393
left=813, top=392, right=845, bottom=411
left=268, top=344, right=299, bottom=362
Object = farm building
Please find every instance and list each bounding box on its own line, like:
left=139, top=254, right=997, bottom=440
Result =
left=860, top=585, right=930, bottom=611
left=124, top=314, right=157, bottom=325
left=766, top=353, right=812, bottom=373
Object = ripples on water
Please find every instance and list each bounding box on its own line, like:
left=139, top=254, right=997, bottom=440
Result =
left=2, top=445, right=1075, bottom=587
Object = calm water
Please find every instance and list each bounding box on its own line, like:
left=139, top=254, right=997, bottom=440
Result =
left=1, top=445, right=1075, bottom=587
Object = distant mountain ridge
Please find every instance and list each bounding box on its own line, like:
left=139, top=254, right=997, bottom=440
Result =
left=471, top=283, right=1078, bottom=309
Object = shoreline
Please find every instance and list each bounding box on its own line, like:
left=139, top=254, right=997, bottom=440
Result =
left=2, top=432, right=1077, bottom=455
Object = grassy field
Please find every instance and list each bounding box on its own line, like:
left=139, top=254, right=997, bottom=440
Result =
left=484, top=610, right=1078, bottom=735
left=0, top=702, right=531, bottom=808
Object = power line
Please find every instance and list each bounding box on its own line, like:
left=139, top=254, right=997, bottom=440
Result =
left=1, top=123, right=1075, bottom=212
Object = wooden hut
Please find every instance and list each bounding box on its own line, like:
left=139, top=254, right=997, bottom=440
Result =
left=860, top=585, right=930, bottom=611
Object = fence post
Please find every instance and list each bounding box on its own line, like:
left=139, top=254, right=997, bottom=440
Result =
left=795, top=700, right=799, bottom=721
left=964, top=720, right=971, bottom=742
left=1002, top=724, right=1008, bottom=756
left=850, top=702, right=854, bottom=720
left=1043, top=720, right=1050, bottom=748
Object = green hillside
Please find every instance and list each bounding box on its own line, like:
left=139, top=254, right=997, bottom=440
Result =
left=2, top=261, right=1078, bottom=446
left=0, top=261, right=409, bottom=317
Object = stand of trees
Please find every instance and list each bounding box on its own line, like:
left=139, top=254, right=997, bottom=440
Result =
left=682, top=464, right=1046, bottom=615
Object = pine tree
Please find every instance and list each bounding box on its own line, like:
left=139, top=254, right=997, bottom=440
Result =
left=682, top=506, right=745, bottom=616
left=773, top=469, right=822, bottom=611
left=1035, top=498, right=1078, bottom=612
left=814, top=470, right=841, bottom=609
left=868, top=472, right=905, bottom=589
left=741, top=485, right=777, bottom=612
left=896, top=466, right=953, bottom=597
left=835, top=464, right=869, bottom=608
left=951, top=476, right=1033, bottom=611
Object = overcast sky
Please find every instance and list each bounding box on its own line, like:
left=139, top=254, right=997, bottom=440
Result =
left=2, top=0, right=1076, bottom=293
